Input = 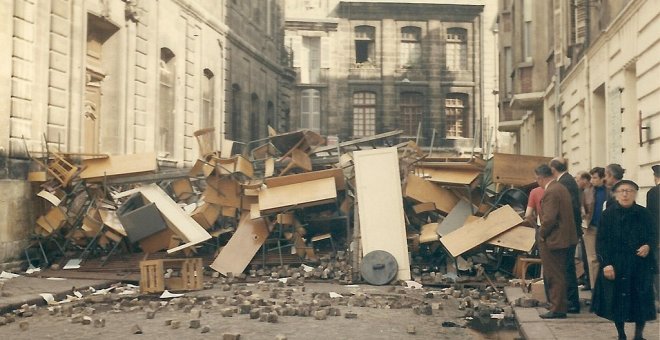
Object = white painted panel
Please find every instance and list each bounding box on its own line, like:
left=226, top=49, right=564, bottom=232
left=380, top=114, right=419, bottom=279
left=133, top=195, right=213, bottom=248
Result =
left=353, top=147, right=411, bottom=280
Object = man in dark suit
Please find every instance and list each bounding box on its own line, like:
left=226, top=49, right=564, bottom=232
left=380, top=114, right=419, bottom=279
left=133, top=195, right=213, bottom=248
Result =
left=536, top=164, right=578, bottom=319
left=647, top=164, right=660, bottom=302
left=549, top=158, right=582, bottom=313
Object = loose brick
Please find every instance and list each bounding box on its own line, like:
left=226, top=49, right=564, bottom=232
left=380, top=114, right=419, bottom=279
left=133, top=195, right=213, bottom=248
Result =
left=189, top=319, right=201, bottom=329
left=131, top=324, right=143, bottom=334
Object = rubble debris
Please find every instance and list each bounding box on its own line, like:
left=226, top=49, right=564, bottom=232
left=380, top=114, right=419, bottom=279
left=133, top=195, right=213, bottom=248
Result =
left=131, top=324, right=143, bottom=334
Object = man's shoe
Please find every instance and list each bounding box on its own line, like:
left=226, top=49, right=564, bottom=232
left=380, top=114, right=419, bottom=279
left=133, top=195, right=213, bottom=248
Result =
left=567, top=307, right=580, bottom=314
left=539, top=311, right=567, bottom=319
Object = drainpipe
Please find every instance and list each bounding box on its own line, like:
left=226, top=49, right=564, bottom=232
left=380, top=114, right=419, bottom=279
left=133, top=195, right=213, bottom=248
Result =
left=554, top=68, right=561, bottom=156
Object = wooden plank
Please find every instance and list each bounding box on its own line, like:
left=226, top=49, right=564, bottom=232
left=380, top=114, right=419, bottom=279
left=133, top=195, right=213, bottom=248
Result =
left=440, top=205, right=523, bottom=257
left=417, top=167, right=480, bottom=186
left=210, top=215, right=269, bottom=276
left=491, top=153, right=553, bottom=186
left=412, top=202, right=436, bottom=214
left=138, top=184, right=211, bottom=254
left=264, top=168, right=345, bottom=190
left=420, top=223, right=439, bottom=244
left=80, top=152, right=158, bottom=180
left=258, top=177, right=337, bottom=213
left=353, top=147, right=411, bottom=281
left=487, top=225, right=536, bottom=252
left=436, top=200, right=474, bottom=236
left=404, top=175, right=460, bottom=214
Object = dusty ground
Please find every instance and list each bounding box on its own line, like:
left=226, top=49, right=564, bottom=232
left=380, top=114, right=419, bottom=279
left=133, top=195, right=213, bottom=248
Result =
left=0, top=281, right=520, bottom=340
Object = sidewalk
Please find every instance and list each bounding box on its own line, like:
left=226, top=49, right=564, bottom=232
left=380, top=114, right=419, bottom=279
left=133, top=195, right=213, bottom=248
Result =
left=505, top=287, right=660, bottom=340
left=0, top=275, right=117, bottom=314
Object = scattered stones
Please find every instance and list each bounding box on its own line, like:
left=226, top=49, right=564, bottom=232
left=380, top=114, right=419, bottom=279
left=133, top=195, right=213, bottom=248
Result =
left=170, top=320, right=181, bottom=329
left=93, top=318, right=106, bottom=328
left=183, top=305, right=194, bottom=313
left=146, top=310, right=156, bottom=319
left=70, top=314, right=84, bottom=324
left=189, top=319, right=201, bottom=329
left=221, top=308, right=234, bottom=317
left=406, top=325, right=416, bottom=334
left=223, top=333, right=241, bottom=340
left=164, top=319, right=173, bottom=326
left=82, top=316, right=92, bottom=325
left=19, top=321, right=29, bottom=331
left=131, top=324, right=143, bottom=334
left=344, top=312, right=358, bottom=319
left=275, top=335, right=287, bottom=340
left=267, top=312, right=278, bottom=323
left=249, top=309, right=261, bottom=319
left=313, top=310, right=327, bottom=320
left=201, top=325, right=211, bottom=333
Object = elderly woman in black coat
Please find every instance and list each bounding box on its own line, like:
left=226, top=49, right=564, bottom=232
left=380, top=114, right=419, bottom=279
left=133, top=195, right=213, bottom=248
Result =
left=592, top=180, right=657, bottom=340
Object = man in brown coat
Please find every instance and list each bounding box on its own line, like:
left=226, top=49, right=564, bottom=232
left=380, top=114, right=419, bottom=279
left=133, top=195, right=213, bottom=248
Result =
left=536, top=164, right=579, bottom=319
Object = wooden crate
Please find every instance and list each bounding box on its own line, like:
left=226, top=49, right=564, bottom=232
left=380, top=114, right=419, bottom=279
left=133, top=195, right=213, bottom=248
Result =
left=139, top=258, right=203, bottom=293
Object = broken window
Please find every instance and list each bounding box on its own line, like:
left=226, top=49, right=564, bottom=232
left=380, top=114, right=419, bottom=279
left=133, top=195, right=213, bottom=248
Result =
left=201, top=69, right=214, bottom=129
left=445, top=93, right=468, bottom=138
left=159, top=48, right=176, bottom=158
left=400, top=92, right=423, bottom=138
left=354, top=25, right=375, bottom=65
left=400, top=26, right=421, bottom=67
left=301, top=89, right=321, bottom=132
left=352, top=92, right=376, bottom=138
left=446, top=28, right=467, bottom=71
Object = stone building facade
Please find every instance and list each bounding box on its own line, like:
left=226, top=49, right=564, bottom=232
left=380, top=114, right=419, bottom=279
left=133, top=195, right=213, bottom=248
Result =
left=497, top=0, right=660, bottom=203
left=284, top=0, right=490, bottom=151
left=0, top=0, right=291, bottom=266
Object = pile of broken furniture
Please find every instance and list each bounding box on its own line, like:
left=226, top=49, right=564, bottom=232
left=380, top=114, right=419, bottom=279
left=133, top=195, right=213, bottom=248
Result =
left=23, top=128, right=552, bottom=293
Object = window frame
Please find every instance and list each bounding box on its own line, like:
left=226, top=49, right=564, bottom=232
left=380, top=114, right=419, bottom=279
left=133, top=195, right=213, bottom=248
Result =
left=352, top=91, right=377, bottom=138
left=354, top=25, right=375, bottom=65
left=446, top=27, right=467, bottom=71
left=399, top=92, right=424, bottom=138
left=300, top=89, right=321, bottom=133
left=445, top=93, right=468, bottom=138
left=400, top=26, right=422, bottom=68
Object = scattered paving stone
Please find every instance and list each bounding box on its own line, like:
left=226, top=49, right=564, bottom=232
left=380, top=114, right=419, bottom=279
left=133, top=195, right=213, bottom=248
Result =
left=201, top=325, right=211, bottom=333
left=221, top=308, right=234, bottom=317
left=131, top=324, right=143, bottom=334
left=327, top=307, right=341, bottom=316
left=146, top=310, right=156, bottom=319
left=93, top=318, right=106, bottom=328
left=223, top=333, right=241, bottom=340
left=183, top=305, right=194, bottom=313
left=19, top=321, right=28, bottom=331
left=250, top=309, right=261, bottom=319
left=344, top=312, right=358, bottom=319
left=267, top=312, right=279, bottom=323
left=170, top=320, right=181, bottom=329
left=164, top=319, right=173, bottom=326
left=70, top=314, right=83, bottom=324
left=275, top=335, right=287, bottom=340
left=259, top=313, right=269, bottom=322
left=313, top=310, right=327, bottom=320
left=406, top=325, right=416, bottom=334
left=190, top=319, right=201, bottom=329
left=82, top=316, right=92, bottom=325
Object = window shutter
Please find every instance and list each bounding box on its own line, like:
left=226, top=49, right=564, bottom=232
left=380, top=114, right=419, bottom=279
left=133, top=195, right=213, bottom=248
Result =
left=289, top=36, right=303, bottom=68
left=575, top=0, right=586, bottom=44
left=320, top=36, right=330, bottom=68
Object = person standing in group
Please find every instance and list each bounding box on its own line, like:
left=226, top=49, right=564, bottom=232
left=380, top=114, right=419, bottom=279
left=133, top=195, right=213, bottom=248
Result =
left=535, top=164, right=578, bottom=319
left=582, top=167, right=609, bottom=291
left=647, top=165, right=660, bottom=302
left=592, top=180, right=657, bottom=340
left=549, top=158, right=582, bottom=313
left=604, top=163, right=625, bottom=209
left=576, top=170, right=593, bottom=289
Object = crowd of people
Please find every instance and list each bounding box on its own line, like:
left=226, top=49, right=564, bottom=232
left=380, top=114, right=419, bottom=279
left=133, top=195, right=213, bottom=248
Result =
left=523, top=159, right=659, bottom=340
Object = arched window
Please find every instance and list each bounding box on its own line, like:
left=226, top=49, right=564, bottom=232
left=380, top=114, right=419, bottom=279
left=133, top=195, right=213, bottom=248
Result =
left=400, top=26, right=421, bottom=67
left=201, top=69, right=214, bottom=129
left=301, top=89, right=320, bottom=132
left=400, top=92, right=423, bottom=137
left=159, top=48, right=176, bottom=157
left=445, top=93, right=468, bottom=138
left=446, top=28, right=467, bottom=71
left=353, top=92, right=376, bottom=137
left=354, top=25, right=375, bottom=65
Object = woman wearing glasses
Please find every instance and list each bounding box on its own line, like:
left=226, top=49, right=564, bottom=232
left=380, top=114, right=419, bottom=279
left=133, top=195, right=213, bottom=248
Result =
left=591, top=180, right=657, bottom=340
